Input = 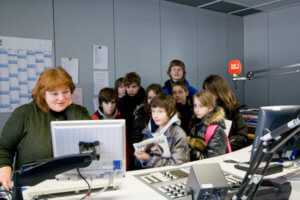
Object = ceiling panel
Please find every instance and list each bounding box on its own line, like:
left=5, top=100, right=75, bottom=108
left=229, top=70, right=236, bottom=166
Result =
left=163, top=0, right=216, bottom=7
left=253, top=0, right=300, bottom=11
left=163, top=0, right=300, bottom=16
left=229, top=0, right=281, bottom=7
left=233, top=8, right=262, bottom=16
left=202, top=1, right=247, bottom=13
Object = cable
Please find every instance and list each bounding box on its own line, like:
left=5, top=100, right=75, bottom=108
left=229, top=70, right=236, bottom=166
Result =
left=92, top=170, right=119, bottom=198
left=76, top=168, right=91, bottom=200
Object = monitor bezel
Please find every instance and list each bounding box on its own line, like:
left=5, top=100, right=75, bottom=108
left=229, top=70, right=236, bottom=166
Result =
left=51, top=119, right=126, bottom=180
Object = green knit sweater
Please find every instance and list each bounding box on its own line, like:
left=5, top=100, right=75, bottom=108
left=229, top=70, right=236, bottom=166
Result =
left=0, top=101, right=91, bottom=170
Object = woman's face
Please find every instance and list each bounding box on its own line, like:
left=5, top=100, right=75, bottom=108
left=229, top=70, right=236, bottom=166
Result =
left=150, top=144, right=163, bottom=156
left=44, top=86, right=72, bottom=112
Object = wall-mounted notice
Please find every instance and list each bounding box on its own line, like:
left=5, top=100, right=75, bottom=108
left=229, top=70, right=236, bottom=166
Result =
left=94, top=71, right=108, bottom=95
left=93, top=97, right=99, bottom=112
left=61, top=57, right=79, bottom=84
left=71, top=87, right=83, bottom=106
left=0, top=36, right=53, bottom=113
left=93, top=44, right=108, bottom=70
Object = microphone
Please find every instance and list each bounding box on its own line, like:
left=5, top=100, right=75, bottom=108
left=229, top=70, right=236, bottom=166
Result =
left=228, top=60, right=243, bottom=80
left=260, top=117, right=300, bottom=142
left=228, top=60, right=245, bottom=89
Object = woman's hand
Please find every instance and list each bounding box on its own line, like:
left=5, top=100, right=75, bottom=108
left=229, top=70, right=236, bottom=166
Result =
left=187, top=136, right=191, bottom=142
left=134, top=151, right=150, bottom=160
left=0, top=166, right=12, bottom=189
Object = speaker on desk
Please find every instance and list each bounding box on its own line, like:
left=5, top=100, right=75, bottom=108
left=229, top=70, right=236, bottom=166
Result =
left=185, top=163, right=229, bottom=200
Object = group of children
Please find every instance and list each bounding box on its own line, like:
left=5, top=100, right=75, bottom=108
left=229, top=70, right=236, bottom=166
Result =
left=93, top=59, right=249, bottom=170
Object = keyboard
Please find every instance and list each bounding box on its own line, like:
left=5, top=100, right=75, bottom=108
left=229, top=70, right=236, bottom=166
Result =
left=23, top=178, right=123, bottom=199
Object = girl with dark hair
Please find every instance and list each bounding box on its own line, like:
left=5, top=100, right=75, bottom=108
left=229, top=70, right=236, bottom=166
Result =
left=203, top=74, right=250, bottom=151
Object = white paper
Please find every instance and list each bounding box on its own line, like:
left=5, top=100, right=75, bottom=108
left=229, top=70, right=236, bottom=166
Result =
left=10, top=77, right=19, bottom=87
left=0, top=64, right=9, bottom=78
left=61, top=57, right=79, bottom=84
left=93, top=97, right=99, bottom=112
left=133, top=135, right=171, bottom=158
left=71, top=88, right=83, bottom=106
left=224, top=119, right=232, bottom=137
left=19, top=85, right=28, bottom=95
left=93, top=45, right=108, bottom=69
left=0, top=81, right=9, bottom=91
left=0, top=94, right=10, bottom=112
left=0, top=36, right=53, bottom=112
left=94, top=71, right=109, bottom=95
left=0, top=49, right=8, bottom=63
left=10, top=90, right=19, bottom=101
left=0, top=36, right=52, bottom=51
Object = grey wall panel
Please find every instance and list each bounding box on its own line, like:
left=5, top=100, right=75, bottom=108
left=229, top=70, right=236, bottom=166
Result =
left=227, top=15, right=244, bottom=104
left=114, top=0, right=161, bottom=88
left=160, top=1, right=198, bottom=90
left=0, top=0, right=53, bottom=39
left=197, top=9, right=227, bottom=90
left=0, top=0, right=54, bottom=132
left=53, top=0, right=114, bottom=115
left=0, top=0, right=244, bottom=132
left=268, top=5, right=300, bottom=105
left=244, top=13, right=269, bottom=108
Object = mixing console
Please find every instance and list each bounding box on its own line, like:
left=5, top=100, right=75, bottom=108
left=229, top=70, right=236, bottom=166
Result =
left=134, top=166, right=242, bottom=200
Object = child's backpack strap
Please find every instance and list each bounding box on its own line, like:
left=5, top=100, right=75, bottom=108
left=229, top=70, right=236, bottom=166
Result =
left=206, top=125, right=232, bottom=153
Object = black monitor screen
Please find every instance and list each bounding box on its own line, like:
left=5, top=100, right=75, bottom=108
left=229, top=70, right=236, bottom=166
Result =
left=250, top=105, right=300, bottom=161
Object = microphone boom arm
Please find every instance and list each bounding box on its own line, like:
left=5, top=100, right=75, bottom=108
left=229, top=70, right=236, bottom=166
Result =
left=13, top=153, right=93, bottom=200
left=232, top=116, right=300, bottom=200
left=233, top=62, right=300, bottom=81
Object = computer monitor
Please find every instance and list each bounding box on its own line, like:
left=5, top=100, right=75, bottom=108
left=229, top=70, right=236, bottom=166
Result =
left=51, top=120, right=126, bottom=180
left=250, top=105, right=300, bottom=161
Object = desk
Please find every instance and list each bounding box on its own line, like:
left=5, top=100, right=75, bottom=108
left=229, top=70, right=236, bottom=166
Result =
left=23, top=146, right=299, bottom=199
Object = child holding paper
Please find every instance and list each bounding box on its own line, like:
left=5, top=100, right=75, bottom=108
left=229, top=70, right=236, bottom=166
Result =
left=134, top=94, right=189, bottom=168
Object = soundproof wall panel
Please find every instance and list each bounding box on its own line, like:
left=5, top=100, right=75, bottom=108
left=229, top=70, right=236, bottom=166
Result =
left=114, top=0, right=161, bottom=88
left=160, top=0, right=198, bottom=90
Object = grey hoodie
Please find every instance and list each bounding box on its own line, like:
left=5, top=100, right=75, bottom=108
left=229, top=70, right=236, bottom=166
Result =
left=139, top=114, right=190, bottom=168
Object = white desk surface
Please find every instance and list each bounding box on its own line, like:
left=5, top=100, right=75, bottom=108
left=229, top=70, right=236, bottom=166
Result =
left=23, top=146, right=300, bottom=200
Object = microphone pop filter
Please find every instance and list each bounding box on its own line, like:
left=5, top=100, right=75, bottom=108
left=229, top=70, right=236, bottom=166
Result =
left=228, top=60, right=242, bottom=75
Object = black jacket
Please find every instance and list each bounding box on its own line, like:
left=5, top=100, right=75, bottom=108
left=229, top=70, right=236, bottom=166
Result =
left=176, top=96, right=193, bottom=135
left=131, top=104, right=149, bottom=144
left=119, top=87, right=146, bottom=146
left=219, top=102, right=250, bottom=151
left=188, top=107, right=228, bottom=160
